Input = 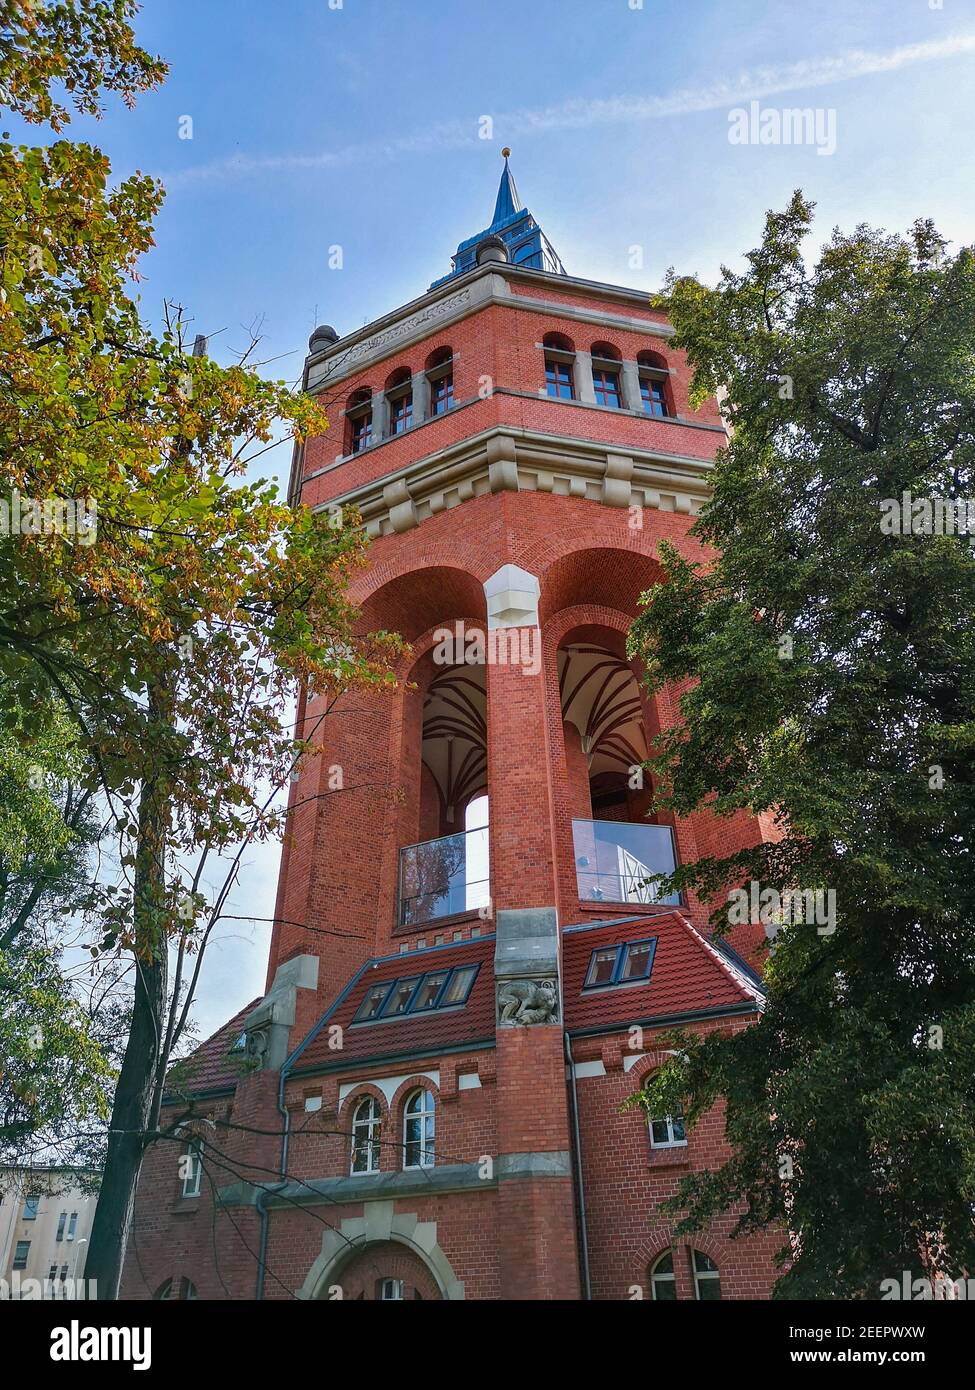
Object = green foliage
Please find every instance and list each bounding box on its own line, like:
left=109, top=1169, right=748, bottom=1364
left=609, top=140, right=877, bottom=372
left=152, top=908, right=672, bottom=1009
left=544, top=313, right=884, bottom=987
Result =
left=0, top=943, right=112, bottom=1158
left=0, top=0, right=165, bottom=130
left=628, top=194, right=975, bottom=1297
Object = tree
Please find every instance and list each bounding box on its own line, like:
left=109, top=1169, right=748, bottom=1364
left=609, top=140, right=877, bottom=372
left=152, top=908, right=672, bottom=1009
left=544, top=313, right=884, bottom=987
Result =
left=1, top=3, right=404, bottom=1295
left=626, top=194, right=975, bottom=1297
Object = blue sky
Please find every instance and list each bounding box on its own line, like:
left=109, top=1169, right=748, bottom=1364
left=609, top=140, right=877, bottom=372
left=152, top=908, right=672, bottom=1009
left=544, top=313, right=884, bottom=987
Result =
left=33, top=0, right=975, bottom=1037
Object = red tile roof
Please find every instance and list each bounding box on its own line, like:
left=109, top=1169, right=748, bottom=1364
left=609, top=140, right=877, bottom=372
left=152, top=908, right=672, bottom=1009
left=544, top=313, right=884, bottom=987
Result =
left=163, top=999, right=260, bottom=1099
left=562, top=910, right=762, bottom=1033
left=292, top=937, right=497, bottom=1073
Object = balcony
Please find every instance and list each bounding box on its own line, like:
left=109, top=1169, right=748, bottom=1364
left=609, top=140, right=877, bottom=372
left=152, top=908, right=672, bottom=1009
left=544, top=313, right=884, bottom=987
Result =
left=398, top=826, right=490, bottom=928
left=572, top=819, right=680, bottom=907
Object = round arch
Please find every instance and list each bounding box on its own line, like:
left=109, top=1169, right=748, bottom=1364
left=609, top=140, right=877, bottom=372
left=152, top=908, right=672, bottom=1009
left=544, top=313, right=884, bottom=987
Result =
left=299, top=1214, right=465, bottom=1300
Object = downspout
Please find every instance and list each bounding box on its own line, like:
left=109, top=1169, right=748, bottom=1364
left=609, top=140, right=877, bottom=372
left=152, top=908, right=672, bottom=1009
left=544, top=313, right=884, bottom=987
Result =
left=564, top=1031, right=592, bottom=1300
left=255, top=1066, right=291, bottom=1301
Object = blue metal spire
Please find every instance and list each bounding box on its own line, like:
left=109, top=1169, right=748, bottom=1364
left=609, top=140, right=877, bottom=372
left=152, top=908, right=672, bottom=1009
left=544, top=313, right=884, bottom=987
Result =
left=431, top=148, right=566, bottom=289
left=492, top=150, right=522, bottom=226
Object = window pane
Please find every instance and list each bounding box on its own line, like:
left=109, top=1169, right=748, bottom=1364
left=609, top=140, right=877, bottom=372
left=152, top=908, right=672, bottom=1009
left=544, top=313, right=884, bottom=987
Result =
left=353, top=982, right=393, bottom=1022
left=13, top=1241, right=30, bottom=1269
left=585, top=946, right=620, bottom=987
left=620, top=940, right=656, bottom=981
left=440, top=964, right=478, bottom=1005
left=411, top=972, right=449, bottom=1011
left=697, top=1276, right=721, bottom=1300
left=653, top=1277, right=678, bottom=1300
left=380, top=977, right=421, bottom=1016
left=672, top=1115, right=686, bottom=1142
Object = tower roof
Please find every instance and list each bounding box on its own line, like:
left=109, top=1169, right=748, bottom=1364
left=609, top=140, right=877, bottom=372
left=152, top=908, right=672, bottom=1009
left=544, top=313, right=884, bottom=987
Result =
left=492, top=150, right=522, bottom=226
left=431, top=149, right=566, bottom=289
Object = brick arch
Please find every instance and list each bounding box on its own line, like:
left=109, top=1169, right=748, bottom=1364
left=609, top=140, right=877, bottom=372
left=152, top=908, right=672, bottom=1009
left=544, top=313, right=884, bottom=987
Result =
left=336, top=1085, right=389, bottom=1169
left=633, top=1231, right=728, bottom=1301
left=355, top=562, right=487, bottom=641
left=299, top=1211, right=465, bottom=1300
left=329, top=1240, right=443, bottom=1301
left=336, top=1083, right=388, bottom=1130
left=537, top=546, right=665, bottom=628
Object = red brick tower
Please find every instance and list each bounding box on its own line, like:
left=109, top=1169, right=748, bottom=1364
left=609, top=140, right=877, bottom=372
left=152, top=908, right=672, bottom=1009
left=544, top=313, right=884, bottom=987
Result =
left=121, top=156, right=780, bottom=1302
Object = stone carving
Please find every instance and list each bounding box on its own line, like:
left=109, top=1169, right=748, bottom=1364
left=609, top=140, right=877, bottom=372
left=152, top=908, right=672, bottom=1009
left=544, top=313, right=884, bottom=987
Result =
left=497, top=978, right=559, bottom=1026
left=344, top=288, right=473, bottom=364
left=245, top=1028, right=269, bottom=1064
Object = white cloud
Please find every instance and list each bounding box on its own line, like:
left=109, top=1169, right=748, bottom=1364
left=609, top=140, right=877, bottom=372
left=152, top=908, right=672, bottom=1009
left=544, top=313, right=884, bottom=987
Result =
left=162, top=32, right=975, bottom=187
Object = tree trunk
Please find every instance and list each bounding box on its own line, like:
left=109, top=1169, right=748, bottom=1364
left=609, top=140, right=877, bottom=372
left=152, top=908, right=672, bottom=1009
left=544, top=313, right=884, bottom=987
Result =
left=85, top=694, right=170, bottom=1300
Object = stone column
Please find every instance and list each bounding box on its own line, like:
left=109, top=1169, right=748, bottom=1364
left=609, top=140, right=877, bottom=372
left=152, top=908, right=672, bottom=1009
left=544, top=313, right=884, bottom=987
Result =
left=574, top=350, right=596, bottom=405
left=411, top=370, right=428, bottom=427
left=370, top=386, right=387, bottom=443
left=621, top=358, right=642, bottom=413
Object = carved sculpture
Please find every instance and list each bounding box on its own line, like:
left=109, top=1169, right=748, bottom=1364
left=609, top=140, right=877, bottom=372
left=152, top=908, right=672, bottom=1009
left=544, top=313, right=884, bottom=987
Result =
left=497, top=978, right=559, bottom=1026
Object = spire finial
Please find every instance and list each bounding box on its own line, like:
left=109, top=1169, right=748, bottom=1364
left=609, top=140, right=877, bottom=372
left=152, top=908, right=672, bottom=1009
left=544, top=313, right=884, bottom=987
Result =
left=501, top=146, right=511, bottom=158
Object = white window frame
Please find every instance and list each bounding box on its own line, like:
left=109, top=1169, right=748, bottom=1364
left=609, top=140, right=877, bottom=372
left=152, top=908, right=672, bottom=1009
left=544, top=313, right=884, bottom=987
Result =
left=650, top=1251, right=677, bottom=1300
left=692, top=1249, right=721, bottom=1300
left=351, top=1096, right=382, bottom=1175
left=179, top=1137, right=203, bottom=1199
left=379, top=1277, right=404, bottom=1300
left=649, top=1114, right=686, bottom=1149
left=403, top=1088, right=435, bottom=1170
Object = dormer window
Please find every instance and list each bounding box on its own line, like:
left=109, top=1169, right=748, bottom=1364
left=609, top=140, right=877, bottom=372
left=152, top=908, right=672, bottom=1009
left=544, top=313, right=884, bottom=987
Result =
left=543, top=332, right=575, bottom=400
left=591, top=342, right=623, bottom=408
left=426, top=347, right=454, bottom=416
left=583, top=937, right=657, bottom=989
left=386, top=368, right=413, bottom=435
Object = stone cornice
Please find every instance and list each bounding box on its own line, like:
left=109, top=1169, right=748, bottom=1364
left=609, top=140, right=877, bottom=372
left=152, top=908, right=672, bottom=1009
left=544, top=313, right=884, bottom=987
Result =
left=308, top=424, right=715, bottom=538
left=305, top=262, right=674, bottom=394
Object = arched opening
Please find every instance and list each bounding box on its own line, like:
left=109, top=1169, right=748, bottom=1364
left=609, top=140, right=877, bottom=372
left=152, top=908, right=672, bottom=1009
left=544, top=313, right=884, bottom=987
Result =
left=543, top=332, right=576, bottom=400
left=590, top=342, right=623, bottom=409
left=425, top=346, right=454, bottom=416
left=345, top=386, right=373, bottom=454
left=401, top=657, right=489, bottom=927
left=322, top=1239, right=444, bottom=1301
left=558, top=628, right=678, bottom=908
left=637, top=349, right=672, bottom=418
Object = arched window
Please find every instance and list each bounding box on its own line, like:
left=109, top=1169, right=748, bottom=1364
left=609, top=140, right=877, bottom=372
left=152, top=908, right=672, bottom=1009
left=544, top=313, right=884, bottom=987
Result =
left=346, top=387, right=373, bottom=454
left=692, top=1249, right=721, bottom=1300
left=650, top=1251, right=677, bottom=1301
left=637, top=350, right=671, bottom=418
left=154, top=1277, right=198, bottom=1300
left=543, top=332, right=575, bottom=400
left=351, top=1096, right=381, bottom=1174
left=426, top=347, right=454, bottom=416
left=403, top=1088, right=435, bottom=1169
left=385, top=367, right=413, bottom=435
left=590, top=342, right=623, bottom=409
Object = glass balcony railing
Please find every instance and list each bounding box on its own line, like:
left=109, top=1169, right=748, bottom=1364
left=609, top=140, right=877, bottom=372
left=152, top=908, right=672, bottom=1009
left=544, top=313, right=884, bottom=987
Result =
left=398, top=826, right=490, bottom=928
left=572, top=818, right=680, bottom=906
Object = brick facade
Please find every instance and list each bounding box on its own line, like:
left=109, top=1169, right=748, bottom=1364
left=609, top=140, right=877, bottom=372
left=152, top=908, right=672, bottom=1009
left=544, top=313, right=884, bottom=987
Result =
left=121, top=191, right=781, bottom=1302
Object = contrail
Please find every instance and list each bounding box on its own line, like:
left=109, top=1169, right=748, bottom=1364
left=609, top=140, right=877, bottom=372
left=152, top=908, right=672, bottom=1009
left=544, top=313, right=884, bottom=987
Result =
left=162, top=32, right=975, bottom=188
